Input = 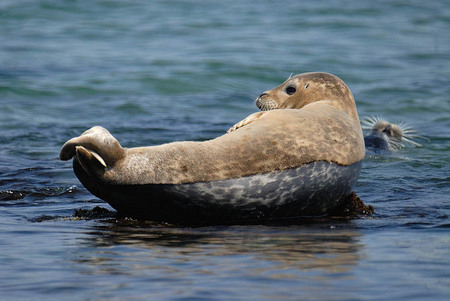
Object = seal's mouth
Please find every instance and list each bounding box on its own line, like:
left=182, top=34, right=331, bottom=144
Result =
left=255, top=97, right=278, bottom=111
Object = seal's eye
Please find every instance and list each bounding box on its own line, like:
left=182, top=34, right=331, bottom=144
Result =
left=285, top=86, right=296, bottom=95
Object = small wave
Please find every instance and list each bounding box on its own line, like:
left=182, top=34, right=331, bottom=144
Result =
left=434, top=223, right=450, bottom=228
left=29, top=185, right=80, bottom=198
left=114, top=102, right=149, bottom=115
left=0, top=190, right=26, bottom=201
left=0, top=185, right=80, bottom=202
left=0, top=85, right=59, bottom=97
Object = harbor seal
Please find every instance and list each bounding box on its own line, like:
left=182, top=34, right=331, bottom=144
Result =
left=361, top=116, right=424, bottom=151
left=60, top=72, right=365, bottom=223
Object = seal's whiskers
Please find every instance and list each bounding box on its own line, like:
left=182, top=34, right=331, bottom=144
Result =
left=362, top=115, right=426, bottom=149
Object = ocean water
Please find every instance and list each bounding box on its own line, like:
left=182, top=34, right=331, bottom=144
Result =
left=1, top=0, right=449, bottom=300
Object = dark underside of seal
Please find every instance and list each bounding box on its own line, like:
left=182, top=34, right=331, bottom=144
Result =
left=74, top=160, right=362, bottom=225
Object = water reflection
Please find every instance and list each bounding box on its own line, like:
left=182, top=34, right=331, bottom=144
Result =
left=74, top=222, right=363, bottom=277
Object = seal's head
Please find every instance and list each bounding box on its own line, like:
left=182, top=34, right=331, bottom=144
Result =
left=256, top=72, right=359, bottom=122
left=362, top=116, right=424, bottom=150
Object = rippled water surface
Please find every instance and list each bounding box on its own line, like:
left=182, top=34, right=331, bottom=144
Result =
left=1, top=0, right=449, bottom=300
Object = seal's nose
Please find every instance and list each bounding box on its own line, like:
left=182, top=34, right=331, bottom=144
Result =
left=383, top=125, right=392, bottom=136
left=257, top=92, right=268, bottom=99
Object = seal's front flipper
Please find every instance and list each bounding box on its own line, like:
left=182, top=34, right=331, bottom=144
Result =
left=227, top=112, right=266, bottom=133
left=75, top=146, right=107, bottom=177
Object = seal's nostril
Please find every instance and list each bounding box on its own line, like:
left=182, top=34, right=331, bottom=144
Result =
left=259, top=92, right=268, bottom=98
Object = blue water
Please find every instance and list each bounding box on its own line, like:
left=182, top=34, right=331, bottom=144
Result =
left=1, top=0, right=449, bottom=300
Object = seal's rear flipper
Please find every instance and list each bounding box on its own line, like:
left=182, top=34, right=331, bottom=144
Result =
left=75, top=146, right=107, bottom=177
left=60, top=126, right=126, bottom=170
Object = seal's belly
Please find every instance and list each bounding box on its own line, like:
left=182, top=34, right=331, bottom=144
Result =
left=74, top=160, right=362, bottom=224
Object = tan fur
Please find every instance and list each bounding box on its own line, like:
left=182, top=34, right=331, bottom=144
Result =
left=371, top=121, right=403, bottom=138
left=60, top=72, right=365, bottom=185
